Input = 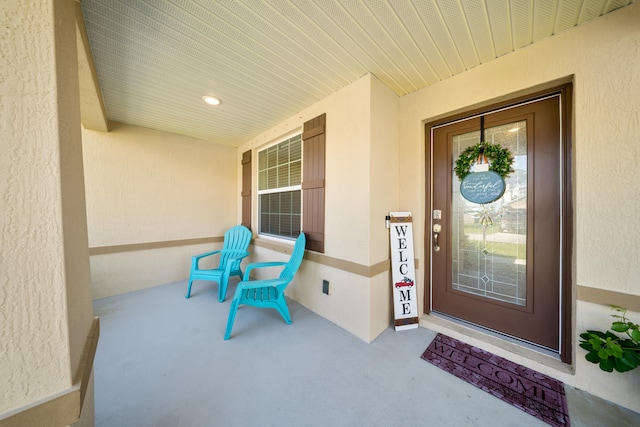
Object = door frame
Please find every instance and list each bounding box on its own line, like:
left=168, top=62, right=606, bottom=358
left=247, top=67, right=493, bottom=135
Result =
left=424, top=83, right=573, bottom=364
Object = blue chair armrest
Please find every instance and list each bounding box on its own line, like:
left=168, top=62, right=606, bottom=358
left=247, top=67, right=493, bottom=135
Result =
left=238, top=278, right=288, bottom=290
left=193, top=250, right=222, bottom=262
left=242, top=261, right=288, bottom=280
left=191, top=250, right=223, bottom=269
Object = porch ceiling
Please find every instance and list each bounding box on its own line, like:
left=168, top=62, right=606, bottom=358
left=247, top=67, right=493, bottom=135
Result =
left=80, top=0, right=635, bottom=147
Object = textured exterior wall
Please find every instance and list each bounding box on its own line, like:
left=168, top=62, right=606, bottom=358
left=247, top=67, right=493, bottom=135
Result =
left=369, top=75, right=400, bottom=264
left=398, top=3, right=640, bottom=411
left=368, top=76, right=401, bottom=339
left=89, top=244, right=216, bottom=300
left=83, top=122, right=237, bottom=298
left=0, top=0, right=82, bottom=415
left=322, top=78, right=372, bottom=266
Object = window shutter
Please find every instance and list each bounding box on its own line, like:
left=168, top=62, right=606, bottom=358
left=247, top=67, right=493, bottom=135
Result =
left=241, top=150, right=252, bottom=230
left=302, top=114, right=326, bottom=253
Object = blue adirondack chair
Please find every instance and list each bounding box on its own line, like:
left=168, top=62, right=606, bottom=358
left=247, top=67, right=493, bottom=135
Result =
left=186, top=225, right=252, bottom=302
left=224, top=232, right=306, bottom=340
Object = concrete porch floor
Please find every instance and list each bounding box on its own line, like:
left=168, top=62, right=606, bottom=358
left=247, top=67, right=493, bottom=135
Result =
left=93, top=280, right=640, bottom=427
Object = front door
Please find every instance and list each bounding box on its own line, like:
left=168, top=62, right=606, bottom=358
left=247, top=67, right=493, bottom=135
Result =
left=429, top=92, right=571, bottom=354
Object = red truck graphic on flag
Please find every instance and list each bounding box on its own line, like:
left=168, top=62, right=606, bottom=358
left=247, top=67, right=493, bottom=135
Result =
left=395, top=276, right=414, bottom=289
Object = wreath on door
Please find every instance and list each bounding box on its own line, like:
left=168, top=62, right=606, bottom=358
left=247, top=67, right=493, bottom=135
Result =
left=454, top=142, right=515, bottom=181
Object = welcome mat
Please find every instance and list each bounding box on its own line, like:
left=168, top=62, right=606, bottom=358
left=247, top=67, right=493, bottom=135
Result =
left=421, top=334, right=570, bottom=427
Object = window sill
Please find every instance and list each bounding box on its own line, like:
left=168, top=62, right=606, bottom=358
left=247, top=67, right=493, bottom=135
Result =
left=253, top=235, right=297, bottom=255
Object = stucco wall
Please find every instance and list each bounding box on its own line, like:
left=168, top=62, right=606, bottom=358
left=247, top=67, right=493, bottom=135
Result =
left=83, top=122, right=238, bottom=299
left=368, top=76, right=401, bottom=337
left=0, top=0, right=71, bottom=412
left=1, top=0, right=94, bottom=422
left=398, top=3, right=640, bottom=411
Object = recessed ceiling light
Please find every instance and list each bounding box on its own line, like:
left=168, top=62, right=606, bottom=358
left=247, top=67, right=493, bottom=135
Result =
left=202, top=96, right=221, bottom=106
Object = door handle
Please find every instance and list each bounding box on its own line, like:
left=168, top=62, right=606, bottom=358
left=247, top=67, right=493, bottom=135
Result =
left=433, top=224, right=441, bottom=252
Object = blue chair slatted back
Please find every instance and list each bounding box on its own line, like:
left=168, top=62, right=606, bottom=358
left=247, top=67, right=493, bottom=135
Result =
left=279, top=233, right=306, bottom=281
left=218, top=226, right=252, bottom=269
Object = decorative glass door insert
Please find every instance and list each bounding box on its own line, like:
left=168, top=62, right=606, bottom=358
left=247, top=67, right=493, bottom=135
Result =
left=451, top=121, right=527, bottom=306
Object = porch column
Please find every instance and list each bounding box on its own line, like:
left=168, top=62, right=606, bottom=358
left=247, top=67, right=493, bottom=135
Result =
left=1, top=0, right=95, bottom=425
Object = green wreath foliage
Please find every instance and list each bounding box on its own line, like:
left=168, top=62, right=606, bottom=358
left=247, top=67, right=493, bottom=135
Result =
left=454, top=142, right=515, bottom=181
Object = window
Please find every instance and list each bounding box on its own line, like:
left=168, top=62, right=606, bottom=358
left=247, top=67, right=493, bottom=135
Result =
left=252, top=113, right=325, bottom=251
left=258, top=134, right=302, bottom=239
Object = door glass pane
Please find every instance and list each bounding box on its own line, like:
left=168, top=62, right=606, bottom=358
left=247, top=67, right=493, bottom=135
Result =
left=451, top=121, right=527, bottom=306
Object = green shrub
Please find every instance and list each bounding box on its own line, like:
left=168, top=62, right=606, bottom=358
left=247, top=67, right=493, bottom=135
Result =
left=579, top=306, right=640, bottom=373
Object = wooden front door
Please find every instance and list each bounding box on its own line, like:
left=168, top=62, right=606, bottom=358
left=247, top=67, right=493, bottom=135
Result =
left=429, top=90, right=572, bottom=355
